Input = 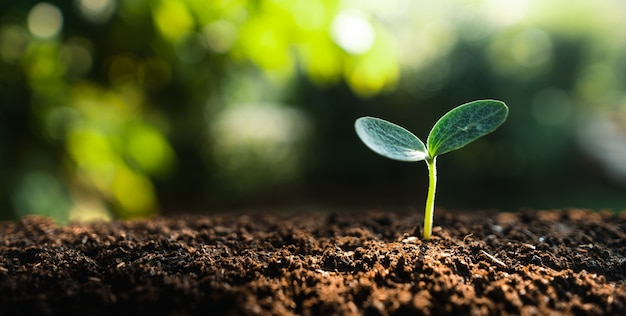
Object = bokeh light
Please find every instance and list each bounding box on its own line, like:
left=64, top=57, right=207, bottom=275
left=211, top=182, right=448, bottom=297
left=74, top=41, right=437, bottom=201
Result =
left=59, top=39, right=94, bottom=78
left=203, top=20, right=238, bottom=54
left=331, top=9, right=375, bottom=55
left=210, top=103, right=310, bottom=193
left=2, top=0, right=626, bottom=222
left=27, top=3, right=63, bottom=39
left=153, top=0, right=194, bottom=42
left=484, top=0, right=529, bottom=26
left=75, top=0, right=116, bottom=24
left=0, top=25, right=29, bottom=64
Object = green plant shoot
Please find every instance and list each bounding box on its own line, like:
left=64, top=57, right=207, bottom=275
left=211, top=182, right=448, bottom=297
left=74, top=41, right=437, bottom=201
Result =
left=355, top=100, right=508, bottom=240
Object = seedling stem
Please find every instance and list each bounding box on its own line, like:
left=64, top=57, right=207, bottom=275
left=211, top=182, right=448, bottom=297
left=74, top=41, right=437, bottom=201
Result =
left=423, top=157, right=437, bottom=240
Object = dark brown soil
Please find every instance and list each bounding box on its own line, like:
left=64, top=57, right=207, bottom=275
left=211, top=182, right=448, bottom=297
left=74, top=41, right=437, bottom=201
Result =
left=1, top=208, right=625, bottom=315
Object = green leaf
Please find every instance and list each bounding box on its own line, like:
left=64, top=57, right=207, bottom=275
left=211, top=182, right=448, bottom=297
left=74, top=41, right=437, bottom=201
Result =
left=355, top=117, right=427, bottom=162
left=427, top=100, right=508, bottom=157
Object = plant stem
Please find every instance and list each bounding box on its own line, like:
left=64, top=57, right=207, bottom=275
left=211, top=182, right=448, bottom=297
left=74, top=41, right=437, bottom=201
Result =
left=423, top=157, right=437, bottom=240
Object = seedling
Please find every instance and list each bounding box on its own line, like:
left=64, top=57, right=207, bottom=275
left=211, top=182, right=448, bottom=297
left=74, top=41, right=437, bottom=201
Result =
left=355, top=100, right=508, bottom=240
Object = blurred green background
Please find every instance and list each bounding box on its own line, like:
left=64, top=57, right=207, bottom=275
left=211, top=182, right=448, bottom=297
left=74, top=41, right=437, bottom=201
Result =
left=1, top=0, right=626, bottom=222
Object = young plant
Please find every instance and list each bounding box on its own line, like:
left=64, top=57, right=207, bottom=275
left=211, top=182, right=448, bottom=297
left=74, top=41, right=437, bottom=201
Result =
left=355, top=100, right=508, bottom=240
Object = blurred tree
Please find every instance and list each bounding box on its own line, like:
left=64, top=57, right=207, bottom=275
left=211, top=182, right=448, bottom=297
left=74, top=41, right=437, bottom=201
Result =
left=0, top=0, right=401, bottom=221
left=1, top=0, right=626, bottom=222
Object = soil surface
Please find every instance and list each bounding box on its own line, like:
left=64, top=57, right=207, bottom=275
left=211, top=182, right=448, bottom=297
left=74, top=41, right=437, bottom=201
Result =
left=1, top=208, right=625, bottom=315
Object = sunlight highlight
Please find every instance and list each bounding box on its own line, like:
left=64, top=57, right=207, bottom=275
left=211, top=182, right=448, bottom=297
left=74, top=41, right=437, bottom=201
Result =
left=75, top=0, right=116, bottom=24
left=331, top=10, right=375, bottom=55
left=484, top=0, right=529, bottom=26
left=27, top=3, right=64, bottom=39
left=153, top=0, right=194, bottom=41
left=210, top=103, right=310, bottom=192
left=203, top=20, right=238, bottom=53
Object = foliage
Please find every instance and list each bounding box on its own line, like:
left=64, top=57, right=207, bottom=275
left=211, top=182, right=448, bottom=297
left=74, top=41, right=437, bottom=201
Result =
left=1, top=1, right=626, bottom=221
left=0, top=0, right=398, bottom=221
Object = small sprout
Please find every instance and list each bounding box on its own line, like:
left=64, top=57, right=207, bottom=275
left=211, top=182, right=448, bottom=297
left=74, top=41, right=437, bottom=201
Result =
left=355, top=100, right=508, bottom=240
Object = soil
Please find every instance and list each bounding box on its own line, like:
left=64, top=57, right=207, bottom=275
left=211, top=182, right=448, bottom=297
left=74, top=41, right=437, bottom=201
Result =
left=1, top=208, right=625, bottom=315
